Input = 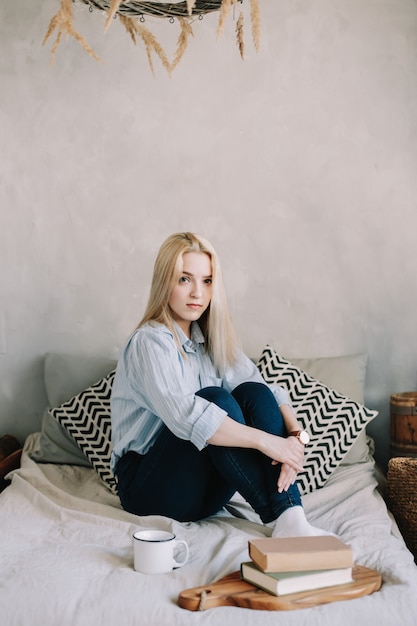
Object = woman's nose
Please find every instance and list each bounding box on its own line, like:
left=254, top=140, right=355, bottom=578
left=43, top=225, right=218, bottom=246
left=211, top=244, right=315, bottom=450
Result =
left=191, top=281, right=202, bottom=297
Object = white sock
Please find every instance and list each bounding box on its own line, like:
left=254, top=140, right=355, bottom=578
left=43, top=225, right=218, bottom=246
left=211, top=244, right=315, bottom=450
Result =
left=270, top=506, right=335, bottom=538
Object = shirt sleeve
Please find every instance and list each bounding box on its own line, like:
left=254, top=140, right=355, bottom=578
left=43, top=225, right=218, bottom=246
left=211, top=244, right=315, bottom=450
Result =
left=222, top=351, right=294, bottom=409
left=126, top=328, right=227, bottom=450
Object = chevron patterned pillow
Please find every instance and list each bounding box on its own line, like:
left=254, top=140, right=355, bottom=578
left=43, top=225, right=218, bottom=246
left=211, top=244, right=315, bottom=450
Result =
left=49, top=370, right=117, bottom=495
left=257, top=345, right=378, bottom=495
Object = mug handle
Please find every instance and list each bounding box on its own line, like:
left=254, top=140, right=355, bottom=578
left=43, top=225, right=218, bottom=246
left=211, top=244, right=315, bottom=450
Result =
left=173, top=539, right=189, bottom=568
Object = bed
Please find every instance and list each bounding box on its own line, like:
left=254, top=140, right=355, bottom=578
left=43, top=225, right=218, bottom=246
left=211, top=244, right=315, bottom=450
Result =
left=1, top=348, right=417, bottom=626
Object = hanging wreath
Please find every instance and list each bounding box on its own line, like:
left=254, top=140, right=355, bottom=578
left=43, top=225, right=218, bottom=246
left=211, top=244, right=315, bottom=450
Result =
left=43, top=0, right=261, bottom=75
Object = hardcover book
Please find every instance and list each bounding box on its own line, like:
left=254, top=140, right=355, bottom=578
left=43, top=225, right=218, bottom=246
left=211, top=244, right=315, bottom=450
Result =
left=240, top=561, right=353, bottom=596
left=248, top=535, right=353, bottom=573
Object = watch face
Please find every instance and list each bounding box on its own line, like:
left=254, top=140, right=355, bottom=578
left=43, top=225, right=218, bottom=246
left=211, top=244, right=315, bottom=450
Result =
left=299, top=431, right=310, bottom=445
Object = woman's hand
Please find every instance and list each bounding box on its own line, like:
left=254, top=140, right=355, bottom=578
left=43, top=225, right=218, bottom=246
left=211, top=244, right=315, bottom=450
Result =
left=208, top=416, right=304, bottom=475
left=263, top=432, right=304, bottom=473
left=277, top=463, right=298, bottom=493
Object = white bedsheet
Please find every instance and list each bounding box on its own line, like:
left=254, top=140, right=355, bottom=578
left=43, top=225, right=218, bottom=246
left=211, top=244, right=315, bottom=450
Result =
left=1, top=433, right=416, bottom=626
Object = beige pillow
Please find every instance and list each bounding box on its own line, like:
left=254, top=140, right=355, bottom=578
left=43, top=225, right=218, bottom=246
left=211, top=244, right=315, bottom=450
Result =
left=289, top=354, right=370, bottom=465
left=257, top=347, right=377, bottom=494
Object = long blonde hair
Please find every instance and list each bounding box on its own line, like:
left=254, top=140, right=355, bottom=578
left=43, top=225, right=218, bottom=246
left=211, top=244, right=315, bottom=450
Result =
left=137, top=232, right=240, bottom=372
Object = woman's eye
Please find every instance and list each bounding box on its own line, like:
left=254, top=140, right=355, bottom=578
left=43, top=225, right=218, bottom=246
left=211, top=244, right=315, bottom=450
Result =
left=204, top=279, right=212, bottom=285
left=179, top=276, right=189, bottom=283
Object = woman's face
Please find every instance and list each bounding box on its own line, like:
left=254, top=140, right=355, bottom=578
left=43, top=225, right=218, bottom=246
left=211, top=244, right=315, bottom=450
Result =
left=168, top=252, right=213, bottom=337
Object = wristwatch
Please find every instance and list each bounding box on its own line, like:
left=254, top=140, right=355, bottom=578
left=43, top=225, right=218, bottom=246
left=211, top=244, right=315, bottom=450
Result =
left=289, top=430, right=310, bottom=445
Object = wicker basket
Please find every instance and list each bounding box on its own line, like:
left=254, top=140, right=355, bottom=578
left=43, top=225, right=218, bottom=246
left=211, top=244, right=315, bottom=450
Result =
left=387, top=457, right=417, bottom=562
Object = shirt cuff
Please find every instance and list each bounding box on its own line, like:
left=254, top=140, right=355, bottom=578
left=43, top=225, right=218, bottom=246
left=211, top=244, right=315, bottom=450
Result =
left=190, top=397, right=228, bottom=450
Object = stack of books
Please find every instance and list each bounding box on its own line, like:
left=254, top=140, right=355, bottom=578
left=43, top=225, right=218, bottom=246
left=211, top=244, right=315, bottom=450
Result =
left=241, top=535, right=354, bottom=597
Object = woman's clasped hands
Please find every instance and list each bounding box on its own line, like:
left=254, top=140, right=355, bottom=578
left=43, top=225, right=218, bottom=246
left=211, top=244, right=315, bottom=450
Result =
left=268, top=433, right=305, bottom=493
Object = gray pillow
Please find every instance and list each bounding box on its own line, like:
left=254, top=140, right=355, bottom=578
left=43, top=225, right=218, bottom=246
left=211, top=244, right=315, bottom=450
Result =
left=31, top=409, right=92, bottom=466
left=30, top=353, right=117, bottom=466
left=44, top=352, right=117, bottom=407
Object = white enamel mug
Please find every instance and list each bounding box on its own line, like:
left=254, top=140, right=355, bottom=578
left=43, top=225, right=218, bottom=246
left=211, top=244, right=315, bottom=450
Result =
left=132, top=529, right=189, bottom=574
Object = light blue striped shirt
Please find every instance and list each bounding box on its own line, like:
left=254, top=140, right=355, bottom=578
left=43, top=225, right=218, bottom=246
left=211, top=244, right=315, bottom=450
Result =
left=110, top=321, right=292, bottom=474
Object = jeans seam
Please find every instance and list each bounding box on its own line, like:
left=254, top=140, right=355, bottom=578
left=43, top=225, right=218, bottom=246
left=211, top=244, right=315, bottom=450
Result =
left=211, top=446, right=295, bottom=523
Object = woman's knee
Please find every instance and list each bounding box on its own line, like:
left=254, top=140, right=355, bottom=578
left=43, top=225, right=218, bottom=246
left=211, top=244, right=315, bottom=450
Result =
left=231, top=382, right=285, bottom=433
left=232, top=381, right=275, bottom=405
left=196, top=387, right=244, bottom=423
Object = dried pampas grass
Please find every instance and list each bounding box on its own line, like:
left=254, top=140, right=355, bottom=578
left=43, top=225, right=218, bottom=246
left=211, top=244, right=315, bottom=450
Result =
left=104, top=0, right=123, bottom=31
left=250, top=0, right=261, bottom=52
left=43, top=0, right=262, bottom=74
left=216, top=0, right=234, bottom=39
left=186, top=0, right=197, bottom=16
left=119, top=15, right=193, bottom=75
left=236, top=11, right=244, bottom=60
left=119, top=15, right=171, bottom=74
left=170, top=18, right=194, bottom=73
left=43, top=0, right=101, bottom=63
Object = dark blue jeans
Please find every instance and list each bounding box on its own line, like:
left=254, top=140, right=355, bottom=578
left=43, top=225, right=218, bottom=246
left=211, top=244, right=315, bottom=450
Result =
left=116, top=382, right=302, bottom=523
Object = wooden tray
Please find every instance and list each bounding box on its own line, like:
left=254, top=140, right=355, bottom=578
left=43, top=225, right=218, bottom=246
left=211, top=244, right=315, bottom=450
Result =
left=178, top=565, right=382, bottom=611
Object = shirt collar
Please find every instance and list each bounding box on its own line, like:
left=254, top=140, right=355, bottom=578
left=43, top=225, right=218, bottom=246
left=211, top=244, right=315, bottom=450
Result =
left=175, top=322, right=205, bottom=352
